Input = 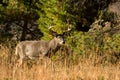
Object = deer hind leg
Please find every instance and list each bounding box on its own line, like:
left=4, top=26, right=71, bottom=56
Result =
left=16, top=49, right=26, bottom=68
left=18, top=58, right=23, bottom=67
left=13, top=57, right=24, bottom=77
left=15, top=57, right=24, bottom=68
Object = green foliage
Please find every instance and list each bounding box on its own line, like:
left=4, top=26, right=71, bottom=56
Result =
left=37, top=0, right=70, bottom=40
left=65, top=18, right=120, bottom=64
left=104, top=34, right=120, bottom=53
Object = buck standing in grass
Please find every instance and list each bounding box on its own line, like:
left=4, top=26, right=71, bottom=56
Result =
left=15, top=26, right=71, bottom=67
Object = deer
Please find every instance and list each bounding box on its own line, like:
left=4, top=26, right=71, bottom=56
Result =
left=15, top=26, right=71, bottom=67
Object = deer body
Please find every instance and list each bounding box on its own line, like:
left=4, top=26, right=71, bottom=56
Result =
left=15, top=36, right=64, bottom=66
left=15, top=26, right=71, bottom=67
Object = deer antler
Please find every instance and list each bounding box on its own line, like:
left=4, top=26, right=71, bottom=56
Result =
left=48, top=25, right=58, bottom=37
left=62, top=26, right=72, bottom=36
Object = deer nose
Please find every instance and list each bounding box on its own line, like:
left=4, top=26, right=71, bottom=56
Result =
left=63, top=41, right=65, bottom=44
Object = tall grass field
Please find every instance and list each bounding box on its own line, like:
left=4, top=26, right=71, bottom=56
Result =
left=0, top=45, right=120, bottom=80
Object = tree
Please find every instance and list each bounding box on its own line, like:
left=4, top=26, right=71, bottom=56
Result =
left=0, top=0, right=43, bottom=42
left=37, top=0, right=72, bottom=40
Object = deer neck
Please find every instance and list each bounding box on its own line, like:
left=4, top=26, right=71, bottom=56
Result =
left=49, top=38, right=58, bottom=50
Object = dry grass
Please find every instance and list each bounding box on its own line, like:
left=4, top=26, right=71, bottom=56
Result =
left=0, top=45, right=120, bottom=80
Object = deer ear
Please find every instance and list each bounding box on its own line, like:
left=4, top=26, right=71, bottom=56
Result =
left=51, top=32, right=58, bottom=37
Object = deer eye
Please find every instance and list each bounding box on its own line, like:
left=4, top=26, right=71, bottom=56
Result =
left=57, top=36, right=62, bottom=39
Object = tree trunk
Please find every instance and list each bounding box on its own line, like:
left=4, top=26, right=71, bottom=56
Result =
left=20, top=19, right=28, bottom=41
